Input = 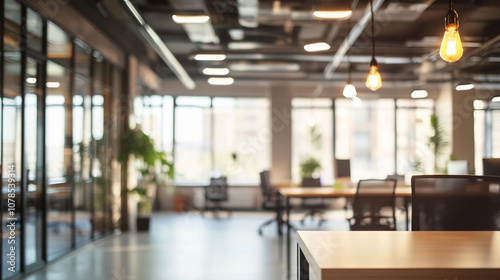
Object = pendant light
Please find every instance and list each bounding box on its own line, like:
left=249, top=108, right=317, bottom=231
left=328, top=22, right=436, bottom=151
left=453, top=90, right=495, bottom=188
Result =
left=365, top=0, right=382, bottom=91
left=439, top=0, right=463, bottom=62
left=343, top=19, right=357, bottom=98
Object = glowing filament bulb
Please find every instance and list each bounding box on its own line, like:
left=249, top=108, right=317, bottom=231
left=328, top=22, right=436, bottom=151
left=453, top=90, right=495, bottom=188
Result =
left=440, top=24, right=463, bottom=62
left=343, top=82, right=357, bottom=98
left=366, top=63, right=382, bottom=91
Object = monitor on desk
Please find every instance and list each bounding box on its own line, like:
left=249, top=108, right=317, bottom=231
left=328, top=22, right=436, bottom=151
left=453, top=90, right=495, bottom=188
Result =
left=334, top=159, right=351, bottom=180
left=447, top=160, right=469, bottom=175
left=483, top=158, right=500, bottom=176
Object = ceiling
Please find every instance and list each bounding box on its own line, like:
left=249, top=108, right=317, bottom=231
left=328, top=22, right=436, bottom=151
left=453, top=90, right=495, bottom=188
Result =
left=89, top=0, right=500, bottom=93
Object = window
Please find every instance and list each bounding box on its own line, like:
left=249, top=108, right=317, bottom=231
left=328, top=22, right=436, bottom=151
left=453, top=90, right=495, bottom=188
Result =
left=475, top=99, right=500, bottom=174
left=335, top=99, right=395, bottom=181
left=396, top=99, right=434, bottom=175
left=292, top=98, right=333, bottom=184
left=133, top=95, right=173, bottom=154
left=175, top=97, right=212, bottom=184
left=135, top=96, right=271, bottom=185
left=213, top=98, right=270, bottom=184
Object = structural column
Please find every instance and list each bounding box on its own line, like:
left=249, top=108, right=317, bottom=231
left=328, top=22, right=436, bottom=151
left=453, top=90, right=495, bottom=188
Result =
left=270, top=86, right=293, bottom=184
left=451, top=87, right=475, bottom=169
left=436, top=81, right=475, bottom=172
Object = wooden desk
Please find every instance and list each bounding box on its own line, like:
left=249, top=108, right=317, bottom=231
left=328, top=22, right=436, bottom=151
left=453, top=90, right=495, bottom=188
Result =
left=297, top=231, right=500, bottom=280
left=280, top=186, right=412, bottom=277
left=279, top=185, right=411, bottom=198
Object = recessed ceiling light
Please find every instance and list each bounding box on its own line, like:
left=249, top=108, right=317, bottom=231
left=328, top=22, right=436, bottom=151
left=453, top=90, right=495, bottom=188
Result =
left=202, top=68, right=230, bottom=76
left=194, top=54, right=227, bottom=61
left=492, top=96, right=500, bottom=103
left=304, top=42, right=331, bottom=52
left=230, top=63, right=300, bottom=72
left=228, top=42, right=261, bottom=50
left=229, top=29, right=245, bottom=41
left=411, top=90, right=428, bottom=99
left=456, top=84, right=475, bottom=91
left=26, top=77, right=37, bottom=84
left=172, top=15, right=210, bottom=24
left=208, top=77, right=234, bottom=85
left=312, top=10, right=352, bottom=19
left=46, top=82, right=60, bottom=88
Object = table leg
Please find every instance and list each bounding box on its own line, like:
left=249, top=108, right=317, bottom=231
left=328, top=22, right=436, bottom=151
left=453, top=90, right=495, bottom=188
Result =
left=286, top=196, right=291, bottom=278
left=298, top=244, right=309, bottom=280
left=278, top=193, right=283, bottom=236
left=405, top=197, right=410, bottom=231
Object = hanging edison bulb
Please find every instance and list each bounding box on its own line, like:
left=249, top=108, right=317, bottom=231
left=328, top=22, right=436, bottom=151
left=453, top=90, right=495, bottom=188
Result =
left=366, top=58, right=382, bottom=91
left=440, top=1, right=463, bottom=62
left=365, top=0, right=382, bottom=91
left=343, top=82, right=357, bottom=98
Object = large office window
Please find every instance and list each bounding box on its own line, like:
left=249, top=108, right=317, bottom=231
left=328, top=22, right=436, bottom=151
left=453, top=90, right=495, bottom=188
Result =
left=474, top=99, right=500, bottom=174
left=134, top=95, right=174, bottom=153
left=213, top=98, right=270, bottom=184
left=396, top=99, right=434, bottom=175
left=135, top=96, right=270, bottom=185
left=336, top=99, right=395, bottom=181
left=175, top=97, right=212, bottom=184
left=292, top=98, right=333, bottom=184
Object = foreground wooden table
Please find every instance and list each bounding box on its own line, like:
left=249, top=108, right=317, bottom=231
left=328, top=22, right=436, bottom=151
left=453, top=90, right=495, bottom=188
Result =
left=297, top=231, right=500, bottom=280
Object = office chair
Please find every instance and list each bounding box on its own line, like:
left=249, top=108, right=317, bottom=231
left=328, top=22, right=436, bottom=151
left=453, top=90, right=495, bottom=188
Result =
left=201, top=177, right=231, bottom=218
left=257, top=171, right=295, bottom=235
left=412, top=175, right=500, bottom=231
left=348, top=179, right=397, bottom=231
left=300, top=177, right=327, bottom=225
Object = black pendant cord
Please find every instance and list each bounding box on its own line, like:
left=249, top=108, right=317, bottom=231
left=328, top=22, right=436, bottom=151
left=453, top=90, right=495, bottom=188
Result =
left=450, top=0, right=453, bottom=11
left=347, top=19, right=352, bottom=82
left=370, top=0, right=375, bottom=61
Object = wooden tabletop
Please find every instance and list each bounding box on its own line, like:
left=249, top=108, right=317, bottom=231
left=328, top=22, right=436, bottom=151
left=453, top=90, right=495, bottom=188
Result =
left=297, top=231, right=500, bottom=280
left=279, top=185, right=411, bottom=198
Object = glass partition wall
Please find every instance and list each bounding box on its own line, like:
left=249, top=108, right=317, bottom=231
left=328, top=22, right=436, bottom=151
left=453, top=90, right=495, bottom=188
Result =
left=1, top=1, right=120, bottom=277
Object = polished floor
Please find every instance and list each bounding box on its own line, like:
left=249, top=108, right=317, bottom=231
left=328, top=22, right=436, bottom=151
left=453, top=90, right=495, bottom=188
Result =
left=21, top=210, right=405, bottom=280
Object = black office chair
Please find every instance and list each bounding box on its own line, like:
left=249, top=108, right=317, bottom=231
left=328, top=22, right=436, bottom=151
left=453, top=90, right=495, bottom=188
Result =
left=201, top=177, right=231, bottom=218
left=300, top=178, right=327, bottom=225
left=348, top=179, right=397, bottom=231
left=412, top=175, right=500, bottom=231
left=257, top=171, right=295, bottom=235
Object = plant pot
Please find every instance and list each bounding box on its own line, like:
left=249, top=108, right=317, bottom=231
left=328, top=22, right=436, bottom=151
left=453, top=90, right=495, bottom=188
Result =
left=301, top=177, right=321, bottom=187
left=136, top=217, right=150, bottom=231
left=173, top=194, right=186, bottom=212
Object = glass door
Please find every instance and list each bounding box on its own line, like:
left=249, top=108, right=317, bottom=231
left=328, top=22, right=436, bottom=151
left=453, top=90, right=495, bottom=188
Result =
left=23, top=57, right=44, bottom=269
left=2, top=0, right=23, bottom=277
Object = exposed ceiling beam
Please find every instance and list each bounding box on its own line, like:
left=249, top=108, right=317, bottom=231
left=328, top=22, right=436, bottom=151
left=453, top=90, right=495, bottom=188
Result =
left=121, top=0, right=196, bottom=90
left=323, top=0, right=386, bottom=79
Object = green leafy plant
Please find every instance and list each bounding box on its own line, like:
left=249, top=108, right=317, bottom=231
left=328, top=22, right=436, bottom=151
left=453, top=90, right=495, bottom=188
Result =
left=428, top=114, right=448, bottom=173
left=299, top=157, right=322, bottom=178
left=119, top=127, right=174, bottom=215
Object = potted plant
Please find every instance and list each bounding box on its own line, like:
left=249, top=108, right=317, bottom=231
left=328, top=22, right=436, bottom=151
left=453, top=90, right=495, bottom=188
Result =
left=299, top=123, right=323, bottom=185
left=299, top=157, right=322, bottom=185
left=119, top=127, right=173, bottom=231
